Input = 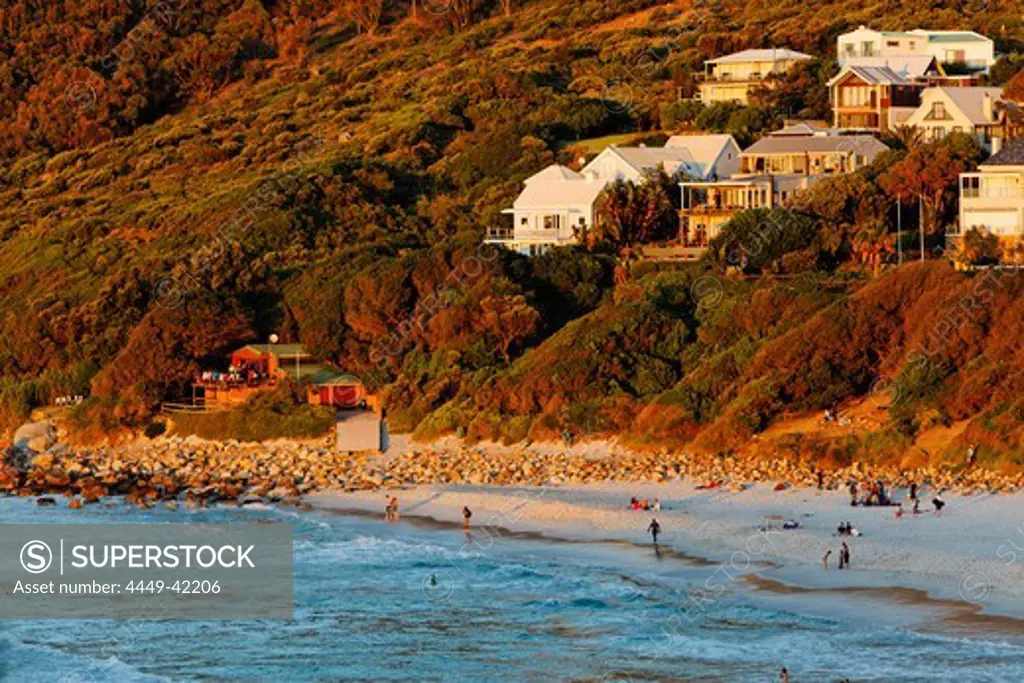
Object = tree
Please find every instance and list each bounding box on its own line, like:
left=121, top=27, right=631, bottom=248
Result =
left=750, top=57, right=835, bottom=121
left=450, top=0, right=477, bottom=30
left=883, top=124, right=924, bottom=151
left=474, top=295, right=540, bottom=365
left=954, top=227, right=1000, bottom=267
left=592, top=169, right=678, bottom=250
left=851, top=224, right=893, bottom=277
left=344, top=0, right=385, bottom=36
left=1003, top=71, right=1024, bottom=103
left=879, top=135, right=982, bottom=237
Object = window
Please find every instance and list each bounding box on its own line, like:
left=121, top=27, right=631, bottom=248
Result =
left=886, top=40, right=900, bottom=47
left=578, top=217, right=586, bottom=226
left=962, top=176, right=980, bottom=198
left=520, top=217, right=528, bottom=226
left=543, top=215, right=561, bottom=230
left=844, top=43, right=856, bottom=56
left=945, top=49, right=966, bottom=63
left=929, top=102, right=947, bottom=119
left=861, top=41, right=875, bottom=56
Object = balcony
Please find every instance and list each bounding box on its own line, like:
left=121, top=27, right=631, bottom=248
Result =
left=484, top=226, right=577, bottom=244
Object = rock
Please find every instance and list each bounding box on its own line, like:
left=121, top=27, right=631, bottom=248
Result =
left=13, top=421, right=58, bottom=453
left=36, top=497, right=57, bottom=506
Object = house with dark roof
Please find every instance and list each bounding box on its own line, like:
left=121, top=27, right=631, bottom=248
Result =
left=956, top=140, right=1024, bottom=257
left=827, top=64, right=926, bottom=132
left=189, top=343, right=368, bottom=409
left=679, top=130, right=888, bottom=249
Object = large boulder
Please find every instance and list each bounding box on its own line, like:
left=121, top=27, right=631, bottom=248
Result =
left=12, top=421, right=58, bottom=455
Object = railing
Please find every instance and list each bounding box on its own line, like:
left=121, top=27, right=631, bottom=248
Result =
left=161, top=398, right=226, bottom=414
left=486, top=226, right=514, bottom=240
left=484, top=227, right=575, bottom=242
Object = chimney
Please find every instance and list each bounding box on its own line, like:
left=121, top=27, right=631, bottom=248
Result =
left=983, top=92, right=994, bottom=122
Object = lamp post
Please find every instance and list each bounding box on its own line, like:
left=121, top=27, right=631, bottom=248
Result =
left=897, top=195, right=902, bottom=266
left=269, top=334, right=278, bottom=384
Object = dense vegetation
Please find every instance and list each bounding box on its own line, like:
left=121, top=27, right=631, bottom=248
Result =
left=0, top=0, right=1021, bottom=459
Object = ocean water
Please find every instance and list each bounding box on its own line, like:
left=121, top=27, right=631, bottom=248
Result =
left=1, top=497, right=1023, bottom=682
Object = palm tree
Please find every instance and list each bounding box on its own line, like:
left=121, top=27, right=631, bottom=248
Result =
left=884, top=124, right=924, bottom=151
left=852, top=224, right=894, bottom=277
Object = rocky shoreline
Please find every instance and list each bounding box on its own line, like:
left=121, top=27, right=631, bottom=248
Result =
left=2, top=433, right=1022, bottom=510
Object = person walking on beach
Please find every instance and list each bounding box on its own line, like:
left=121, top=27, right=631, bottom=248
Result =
left=841, top=542, right=850, bottom=569
left=932, top=494, right=945, bottom=517
left=384, top=497, right=393, bottom=521
left=823, top=549, right=832, bottom=570
left=648, top=518, right=661, bottom=544
left=909, top=482, right=918, bottom=502
left=463, top=505, right=473, bottom=529
left=390, top=496, right=399, bottom=521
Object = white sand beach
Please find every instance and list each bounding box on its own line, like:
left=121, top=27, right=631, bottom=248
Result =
left=310, top=478, right=1024, bottom=625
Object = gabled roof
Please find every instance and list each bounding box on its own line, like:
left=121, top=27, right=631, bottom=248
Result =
left=827, top=64, right=911, bottom=87
left=296, top=364, right=359, bottom=386
left=513, top=165, right=606, bottom=209
left=996, top=101, right=1024, bottom=125
left=981, top=140, right=1024, bottom=167
left=925, top=87, right=1003, bottom=124
left=524, top=164, right=582, bottom=183
left=706, top=48, right=813, bottom=64
left=742, top=134, right=888, bottom=156
left=598, top=145, right=705, bottom=180
left=839, top=55, right=941, bottom=79
left=769, top=122, right=836, bottom=137
left=238, top=344, right=311, bottom=358
left=663, top=134, right=738, bottom=178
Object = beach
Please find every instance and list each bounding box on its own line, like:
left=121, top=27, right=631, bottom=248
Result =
left=311, top=477, right=1024, bottom=626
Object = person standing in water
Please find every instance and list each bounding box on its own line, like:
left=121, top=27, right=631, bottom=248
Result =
left=648, top=518, right=661, bottom=544
left=841, top=542, right=850, bottom=569
left=390, top=496, right=399, bottom=521
left=462, top=505, right=472, bottom=529
left=780, top=666, right=789, bottom=682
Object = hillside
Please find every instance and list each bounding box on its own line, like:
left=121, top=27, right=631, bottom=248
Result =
left=1, top=0, right=1022, bottom=463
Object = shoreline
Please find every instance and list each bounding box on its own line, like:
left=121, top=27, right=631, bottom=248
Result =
left=309, top=481, right=1024, bottom=630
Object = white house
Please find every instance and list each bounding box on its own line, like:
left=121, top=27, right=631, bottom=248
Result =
left=903, top=87, right=1008, bottom=151
left=837, top=26, right=995, bottom=73
left=488, top=136, right=740, bottom=255
left=697, top=48, right=814, bottom=105
left=956, top=140, right=1024, bottom=250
